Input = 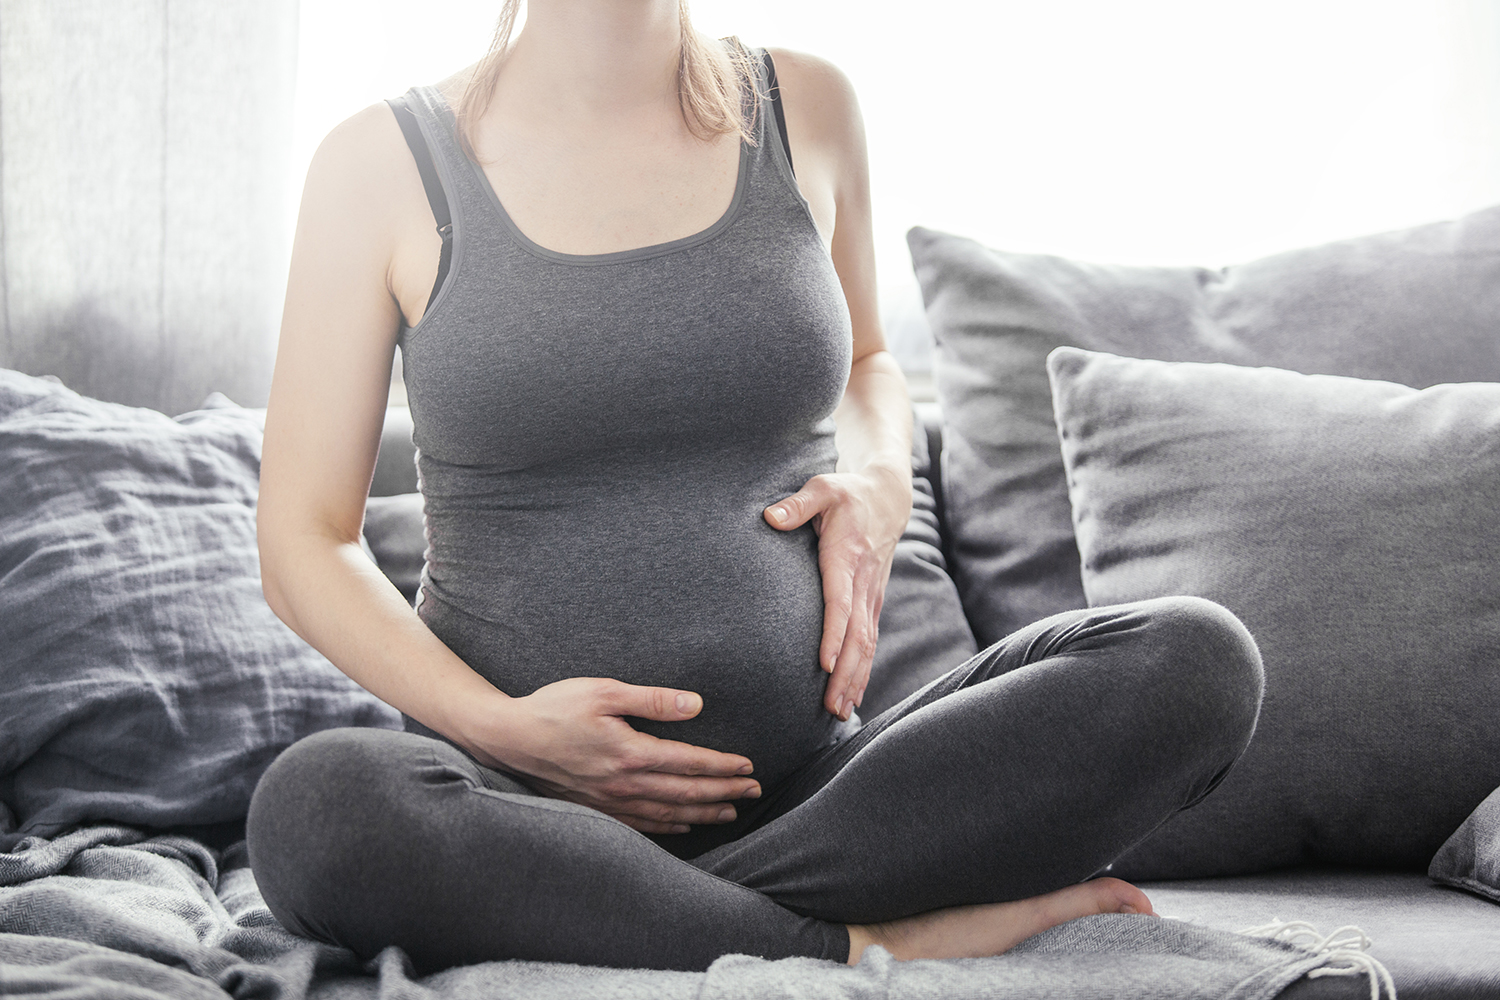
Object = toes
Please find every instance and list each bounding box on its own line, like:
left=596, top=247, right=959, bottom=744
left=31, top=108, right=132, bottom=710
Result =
left=1090, top=876, right=1154, bottom=916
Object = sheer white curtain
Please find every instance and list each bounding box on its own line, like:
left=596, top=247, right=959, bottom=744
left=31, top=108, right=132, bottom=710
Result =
left=294, top=0, right=1500, bottom=376
left=0, top=0, right=299, bottom=414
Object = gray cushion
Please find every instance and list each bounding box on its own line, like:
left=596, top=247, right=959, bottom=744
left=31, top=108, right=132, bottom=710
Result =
left=362, top=493, right=426, bottom=605
left=909, top=206, right=1500, bottom=646
left=370, top=406, right=419, bottom=497
left=862, top=410, right=978, bottom=718
left=0, top=370, right=401, bottom=849
left=1144, top=868, right=1500, bottom=999
left=1430, top=785, right=1500, bottom=905
left=1046, top=348, right=1500, bottom=877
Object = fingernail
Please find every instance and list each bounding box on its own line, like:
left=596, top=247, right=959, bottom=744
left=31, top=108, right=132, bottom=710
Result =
left=1121, top=904, right=1137, bottom=914
left=718, top=806, right=736, bottom=822
left=671, top=825, right=690, bottom=834
left=769, top=506, right=787, bottom=523
left=742, top=785, right=761, bottom=799
left=827, top=654, right=837, bottom=675
left=833, top=696, right=844, bottom=717
left=737, top=763, right=753, bottom=775
left=676, top=693, right=692, bottom=713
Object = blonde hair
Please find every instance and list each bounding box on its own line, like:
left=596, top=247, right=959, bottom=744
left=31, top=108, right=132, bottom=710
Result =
left=456, top=0, right=762, bottom=158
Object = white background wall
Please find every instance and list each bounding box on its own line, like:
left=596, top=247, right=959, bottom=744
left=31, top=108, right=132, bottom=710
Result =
left=292, top=0, right=1500, bottom=371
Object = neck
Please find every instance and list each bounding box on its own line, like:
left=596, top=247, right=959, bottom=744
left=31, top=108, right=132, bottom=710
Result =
left=498, top=0, right=685, bottom=125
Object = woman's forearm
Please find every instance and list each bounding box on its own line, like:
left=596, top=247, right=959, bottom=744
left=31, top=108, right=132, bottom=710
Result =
left=258, top=523, right=513, bottom=758
left=834, top=348, right=912, bottom=488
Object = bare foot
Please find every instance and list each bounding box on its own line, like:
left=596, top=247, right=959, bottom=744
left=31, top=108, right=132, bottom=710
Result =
left=845, top=877, right=1153, bottom=965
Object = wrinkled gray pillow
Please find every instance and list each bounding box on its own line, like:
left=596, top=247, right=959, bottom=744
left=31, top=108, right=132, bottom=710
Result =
left=1047, top=348, right=1500, bottom=877
left=1431, top=785, right=1500, bottom=904
left=0, top=370, right=401, bottom=848
left=909, top=206, right=1500, bottom=646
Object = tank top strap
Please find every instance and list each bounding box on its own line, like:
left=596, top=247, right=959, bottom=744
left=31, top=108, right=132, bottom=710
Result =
left=745, top=44, right=805, bottom=216
left=386, top=39, right=815, bottom=337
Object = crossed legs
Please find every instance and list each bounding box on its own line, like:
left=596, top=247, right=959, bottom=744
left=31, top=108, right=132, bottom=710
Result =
left=247, top=596, right=1262, bottom=972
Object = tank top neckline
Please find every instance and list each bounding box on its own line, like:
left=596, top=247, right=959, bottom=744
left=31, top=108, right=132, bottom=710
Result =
left=419, top=85, right=755, bottom=268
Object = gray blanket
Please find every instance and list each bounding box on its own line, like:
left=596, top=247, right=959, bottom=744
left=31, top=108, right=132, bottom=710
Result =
left=0, top=825, right=1369, bottom=999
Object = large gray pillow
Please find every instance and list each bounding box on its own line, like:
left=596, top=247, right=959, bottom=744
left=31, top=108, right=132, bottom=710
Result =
left=1430, top=785, right=1500, bottom=905
left=909, top=206, right=1500, bottom=646
left=0, top=370, right=401, bottom=849
left=1047, top=347, right=1500, bottom=876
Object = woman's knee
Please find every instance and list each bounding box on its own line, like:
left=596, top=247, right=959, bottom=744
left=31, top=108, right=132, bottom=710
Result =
left=247, top=727, right=435, bottom=943
left=1127, top=595, right=1263, bottom=751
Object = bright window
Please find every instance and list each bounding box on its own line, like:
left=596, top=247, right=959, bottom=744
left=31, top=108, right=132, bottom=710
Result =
left=293, top=1, right=1500, bottom=376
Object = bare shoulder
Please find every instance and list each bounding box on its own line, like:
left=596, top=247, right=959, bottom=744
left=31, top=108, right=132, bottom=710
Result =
left=761, top=47, right=869, bottom=217
left=309, top=59, right=479, bottom=192
left=301, top=102, right=414, bottom=216
left=762, top=48, right=864, bottom=142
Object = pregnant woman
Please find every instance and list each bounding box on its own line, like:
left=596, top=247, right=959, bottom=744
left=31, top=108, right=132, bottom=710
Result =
left=248, top=0, right=1264, bottom=972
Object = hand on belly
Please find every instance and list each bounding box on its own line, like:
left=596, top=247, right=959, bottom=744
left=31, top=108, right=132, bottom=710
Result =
left=464, top=676, right=763, bottom=834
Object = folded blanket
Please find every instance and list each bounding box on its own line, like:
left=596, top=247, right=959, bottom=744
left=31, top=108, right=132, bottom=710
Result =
left=0, top=825, right=1370, bottom=1000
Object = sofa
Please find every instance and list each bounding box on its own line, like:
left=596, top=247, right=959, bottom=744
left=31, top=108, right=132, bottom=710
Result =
left=2, top=206, right=1498, bottom=998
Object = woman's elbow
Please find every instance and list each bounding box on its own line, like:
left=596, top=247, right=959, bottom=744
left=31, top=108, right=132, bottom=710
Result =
left=256, top=509, right=298, bottom=626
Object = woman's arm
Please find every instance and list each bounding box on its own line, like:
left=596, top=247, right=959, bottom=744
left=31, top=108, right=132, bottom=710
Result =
left=258, top=104, right=759, bottom=833
left=762, top=50, right=914, bottom=721
left=259, top=103, right=497, bottom=736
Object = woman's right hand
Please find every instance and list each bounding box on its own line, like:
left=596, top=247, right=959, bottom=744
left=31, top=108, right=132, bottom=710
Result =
left=462, top=677, right=761, bottom=834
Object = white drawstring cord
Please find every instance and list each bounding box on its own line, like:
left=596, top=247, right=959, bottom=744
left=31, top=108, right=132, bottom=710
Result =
left=1239, top=919, right=1398, bottom=1000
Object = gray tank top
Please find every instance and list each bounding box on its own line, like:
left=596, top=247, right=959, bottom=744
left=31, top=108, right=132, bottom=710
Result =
left=395, top=49, right=854, bottom=791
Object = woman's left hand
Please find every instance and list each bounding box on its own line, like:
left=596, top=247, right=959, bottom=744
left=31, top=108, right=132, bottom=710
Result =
left=766, top=465, right=911, bottom=721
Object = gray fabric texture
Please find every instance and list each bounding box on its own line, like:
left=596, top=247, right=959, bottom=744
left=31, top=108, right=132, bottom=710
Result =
left=908, top=206, right=1500, bottom=647
left=1430, top=784, right=1500, bottom=905
left=1146, top=867, right=1500, bottom=1000
left=394, top=61, right=855, bottom=792
left=0, top=825, right=1365, bottom=1000
left=0, top=369, right=401, bottom=849
left=0, top=0, right=298, bottom=416
left=1047, top=348, right=1500, bottom=876
left=248, top=599, right=1261, bottom=970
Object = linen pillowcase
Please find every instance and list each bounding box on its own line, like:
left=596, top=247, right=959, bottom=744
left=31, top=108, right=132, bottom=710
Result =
left=0, top=370, right=401, bottom=849
left=1046, top=347, right=1500, bottom=876
left=909, top=205, right=1500, bottom=646
left=1430, top=785, right=1500, bottom=905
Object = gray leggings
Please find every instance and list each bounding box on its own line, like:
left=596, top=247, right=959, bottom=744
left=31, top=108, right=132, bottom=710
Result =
left=246, top=596, right=1262, bottom=973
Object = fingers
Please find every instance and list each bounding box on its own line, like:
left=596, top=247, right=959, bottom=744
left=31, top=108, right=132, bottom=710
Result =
left=598, top=766, right=760, bottom=805
left=820, top=546, right=885, bottom=719
left=765, top=477, right=835, bottom=532
left=614, top=802, right=740, bottom=836
left=645, top=734, right=755, bottom=779
left=828, top=567, right=888, bottom=717
left=598, top=681, right=706, bottom=723
left=611, top=798, right=745, bottom=832
left=827, top=624, right=876, bottom=720
left=619, top=817, right=694, bottom=835
left=596, top=755, right=761, bottom=833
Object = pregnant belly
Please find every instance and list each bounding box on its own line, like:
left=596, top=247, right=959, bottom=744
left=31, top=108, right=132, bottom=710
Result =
left=416, top=485, right=844, bottom=790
